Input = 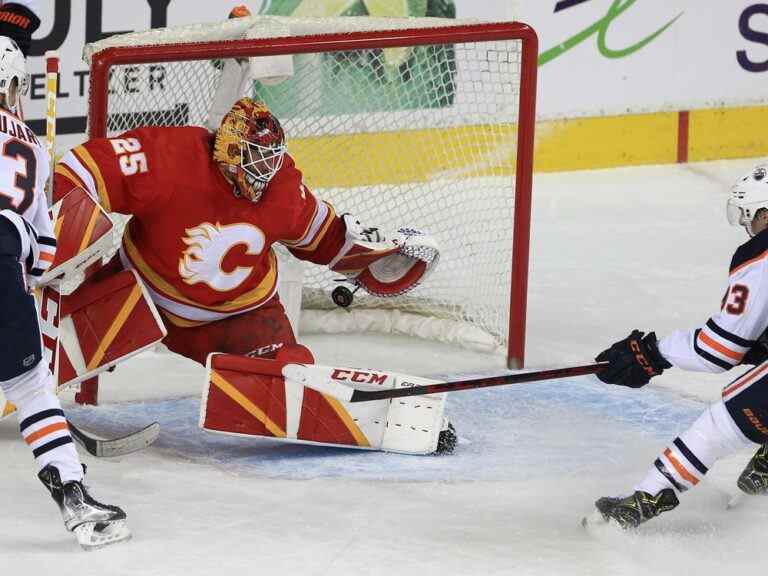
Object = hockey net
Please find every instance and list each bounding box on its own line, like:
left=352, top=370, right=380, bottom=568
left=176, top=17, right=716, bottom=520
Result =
left=84, top=15, right=537, bottom=368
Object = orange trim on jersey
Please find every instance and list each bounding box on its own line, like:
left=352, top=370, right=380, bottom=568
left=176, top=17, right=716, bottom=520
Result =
left=281, top=201, right=320, bottom=248
left=210, top=369, right=286, bottom=438
left=54, top=163, right=87, bottom=192
left=24, top=421, right=69, bottom=445
left=731, top=249, right=768, bottom=277
left=123, top=226, right=278, bottom=314
left=287, top=203, right=337, bottom=253
left=697, top=331, right=743, bottom=361
left=38, top=251, right=55, bottom=263
left=723, top=362, right=768, bottom=398
left=663, top=448, right=699, bottom=486
left=72, top=146, right=111, bottom=212
left=86, top=283, right=142, bottom=370
left=321, top=394, right=371, bottom=448
left=78, top=204, right=101, bottom=254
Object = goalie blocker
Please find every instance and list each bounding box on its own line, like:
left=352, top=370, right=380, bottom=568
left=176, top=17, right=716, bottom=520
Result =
left=0, top=188, right=166, bottom=418
left=201, top=345, right=450, bottom=455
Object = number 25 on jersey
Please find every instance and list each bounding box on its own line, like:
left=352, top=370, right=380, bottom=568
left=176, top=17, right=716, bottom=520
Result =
left=111, top=138, right=148, bottom=176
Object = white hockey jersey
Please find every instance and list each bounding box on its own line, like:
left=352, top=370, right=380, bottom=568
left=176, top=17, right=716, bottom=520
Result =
left=0, top=107, right=55, bottom=279
left=659, top=232, right=768, bottom=373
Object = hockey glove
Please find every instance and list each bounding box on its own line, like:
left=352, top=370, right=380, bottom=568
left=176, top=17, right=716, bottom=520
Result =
left=329, top=214, right=439, bottom=298
left=595, top=330, right=671, bottom=388
left=741, top=331, right=768, bottom=366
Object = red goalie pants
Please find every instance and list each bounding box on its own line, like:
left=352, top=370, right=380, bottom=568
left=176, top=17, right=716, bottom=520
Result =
left=162, top=297, right=297, bottom=365
left=90, top=254, right=297, bottom=366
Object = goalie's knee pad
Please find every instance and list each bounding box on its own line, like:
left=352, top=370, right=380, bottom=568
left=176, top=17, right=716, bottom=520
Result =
left=275, top=344, right=314, bottom=364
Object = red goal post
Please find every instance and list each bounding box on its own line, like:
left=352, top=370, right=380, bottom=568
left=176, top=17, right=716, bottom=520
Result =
left=84, top=17, right=538, bottom=371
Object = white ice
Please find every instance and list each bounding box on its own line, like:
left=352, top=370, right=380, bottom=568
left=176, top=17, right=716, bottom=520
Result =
left=3, top=158, right=768, bottom=575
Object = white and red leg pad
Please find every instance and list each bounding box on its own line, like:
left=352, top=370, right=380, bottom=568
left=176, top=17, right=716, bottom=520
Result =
left=200, top=347, right=446, bottom=454
left=52, top=269, right=165, bottom=389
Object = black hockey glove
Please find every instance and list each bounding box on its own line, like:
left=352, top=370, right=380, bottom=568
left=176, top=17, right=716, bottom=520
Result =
left=595, top=330, right=672, bottom=388
left=0, top=3, right=40, bottom=56
left=741, top=331, right=768, bottom=366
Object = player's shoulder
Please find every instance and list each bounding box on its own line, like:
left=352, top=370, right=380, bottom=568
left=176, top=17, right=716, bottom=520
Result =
left=730, top=230, right=768, bottom=274
left=266, top=154, right=303, bottom=196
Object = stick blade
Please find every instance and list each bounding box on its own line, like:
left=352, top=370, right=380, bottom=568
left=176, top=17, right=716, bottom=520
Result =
left=71, top=421, right=160, bottom=458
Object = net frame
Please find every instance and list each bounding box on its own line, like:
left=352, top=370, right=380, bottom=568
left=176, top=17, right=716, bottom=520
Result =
left=85, top=19, right=538, bottom=369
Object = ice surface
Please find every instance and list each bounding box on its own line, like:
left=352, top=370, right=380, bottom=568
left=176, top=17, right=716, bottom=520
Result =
left=3, top=159, right=768, bottom=574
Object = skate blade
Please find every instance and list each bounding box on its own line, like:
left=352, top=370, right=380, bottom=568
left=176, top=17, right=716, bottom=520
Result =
left=74, top=520, right=132, bottom=551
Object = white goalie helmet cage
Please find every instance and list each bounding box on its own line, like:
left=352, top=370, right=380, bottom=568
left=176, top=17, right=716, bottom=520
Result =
left=0, top=36, right=27, bottom=112
left=727, top=164, right=768, bottom=237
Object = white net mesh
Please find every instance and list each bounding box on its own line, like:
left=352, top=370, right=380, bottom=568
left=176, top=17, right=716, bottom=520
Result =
left=85, top=16, right=526, bottom=356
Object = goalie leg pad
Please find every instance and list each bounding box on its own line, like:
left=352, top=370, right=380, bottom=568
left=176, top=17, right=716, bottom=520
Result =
left=54, top=269, right=166, bottom=388
left=200, top=352, right=446, bottom=454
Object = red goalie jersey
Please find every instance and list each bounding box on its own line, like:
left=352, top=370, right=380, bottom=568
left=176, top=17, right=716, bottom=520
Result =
left=53, top=126, right=345, bottom=326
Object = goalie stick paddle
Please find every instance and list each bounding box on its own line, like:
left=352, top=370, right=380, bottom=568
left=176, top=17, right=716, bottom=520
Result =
left=282, top=362, right=607, bottom=403
left=68, top=420, right=160, bottom=458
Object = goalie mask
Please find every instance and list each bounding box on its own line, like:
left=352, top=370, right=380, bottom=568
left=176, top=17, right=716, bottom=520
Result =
left=0, top=36, right=27, bottom=114
left=727, top=164, right=768, bottom=237
left=213, top=97, right=287, bottom=203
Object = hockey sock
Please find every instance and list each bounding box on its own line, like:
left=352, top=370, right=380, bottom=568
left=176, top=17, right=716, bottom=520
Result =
left=635, top=400, right=752, bottom=494
left=3, top=363, right=83, bottom=483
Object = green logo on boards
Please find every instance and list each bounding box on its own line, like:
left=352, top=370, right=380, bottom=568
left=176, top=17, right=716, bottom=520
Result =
left=539, top=0, right=683, bottom=66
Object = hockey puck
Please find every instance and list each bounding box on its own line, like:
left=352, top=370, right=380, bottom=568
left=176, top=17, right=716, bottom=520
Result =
left=332, top=286, right=354, bottom=308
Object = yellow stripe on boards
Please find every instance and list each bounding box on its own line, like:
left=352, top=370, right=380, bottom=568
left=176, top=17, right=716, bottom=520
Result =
left=289, top=124, right=518, bottom=189
left=534, top=112, right=679, bottom=172
left=688, top=105, right=768, bottom=162
left=288, top=105, right=768, bottom=180
left=210, top=370, right=286, bottom=438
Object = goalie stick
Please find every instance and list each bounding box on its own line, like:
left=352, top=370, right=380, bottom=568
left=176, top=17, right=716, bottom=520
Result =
left=68, top=420, right=160, bottom=458
left=282, top=362, right=607, bottom=403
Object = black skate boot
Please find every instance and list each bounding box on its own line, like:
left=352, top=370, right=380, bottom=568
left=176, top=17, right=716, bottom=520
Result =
left=737, top=443, right=768, bottom=495
left=590, top=488, right=679, bottom=529
left=38, top=464, right=131, bottom=550
left=434, top=420, right=457, bottom=455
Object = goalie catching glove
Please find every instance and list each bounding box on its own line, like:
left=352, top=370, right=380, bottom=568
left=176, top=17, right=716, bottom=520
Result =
left=595, top=329, right=672, bottom=388
left=328, top=214, right=439, bottom=297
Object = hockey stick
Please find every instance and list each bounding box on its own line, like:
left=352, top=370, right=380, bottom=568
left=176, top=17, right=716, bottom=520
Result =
left=282, top=362, right=607, bottom=403
left=68, top=419, right=160, bottom=458
left=45, top=50, right=58, bottom=206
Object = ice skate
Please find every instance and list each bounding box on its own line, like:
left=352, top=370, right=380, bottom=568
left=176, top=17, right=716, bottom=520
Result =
left=586, top=488, right=679, bottom=529
left=435, top=420, right=457, bottom=455
left=38, top=465, right=131, bottom=550
left=737, top=443, right=768, bottom=495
